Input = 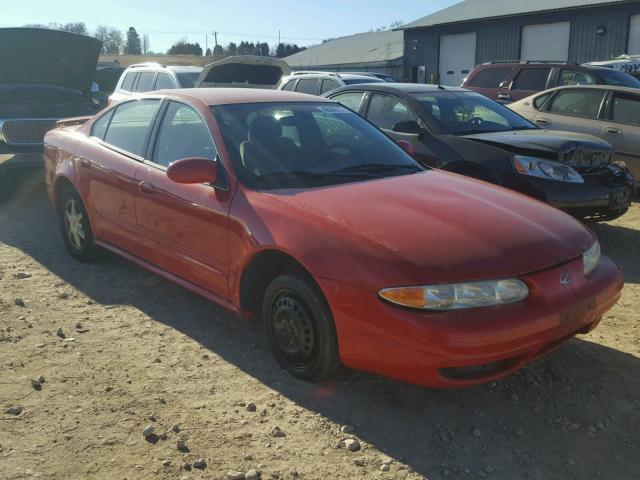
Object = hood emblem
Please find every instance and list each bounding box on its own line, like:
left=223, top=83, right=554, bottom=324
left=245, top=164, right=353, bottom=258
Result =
left=560, top=273, right=570, bottom=286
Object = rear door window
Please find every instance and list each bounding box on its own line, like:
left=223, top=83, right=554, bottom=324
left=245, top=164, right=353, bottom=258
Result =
left=367, top=94, right=419, bottom=131
left=331, top=92, right=366, bottom=112
left=154, top=73, right=175, bottom=90
left=120, top=72, right=137, bottom=91
left=610, top=92, right=640, bottom=125
left=319, top=79, right=342, bottom=94
left=557, top=69, right=596, bottom=86
left=468, top=67, right=512, bottom=88
left=103, top=99, right=161, bottom=157
left=512, top=68, right=551, bottom=91
left=547, top=89, right=606, bottom=119
left=295, top=78, right=319, bottom=95
left=135, top=72, right=156, bottom=92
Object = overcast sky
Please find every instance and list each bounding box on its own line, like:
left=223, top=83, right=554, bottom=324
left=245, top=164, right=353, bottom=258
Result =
left=2, top=0, right=459, bottom=52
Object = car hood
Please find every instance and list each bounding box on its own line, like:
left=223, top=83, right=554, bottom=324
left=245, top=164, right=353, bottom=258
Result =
left=0, top=28, right=101, bottom=93
left=195, top=55, right=291, bottom=89
left=245, top=171, right=595, bottom=291
left=463, top=129, right=613, bottom=172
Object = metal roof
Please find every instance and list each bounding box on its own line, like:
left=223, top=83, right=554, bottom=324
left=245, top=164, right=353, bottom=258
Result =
left=400, top=0, right=630, bottom=30
left=283, top=30, right=403, bottom=67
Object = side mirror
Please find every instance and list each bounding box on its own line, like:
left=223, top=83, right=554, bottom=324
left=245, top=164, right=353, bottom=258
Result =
left=393, top=120, right=421, bottom=135
left=396, top=140, right=416, bottom=157
left=167, top=157, right=218, bottom=184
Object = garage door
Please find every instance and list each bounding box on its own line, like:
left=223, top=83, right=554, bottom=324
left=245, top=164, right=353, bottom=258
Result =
left=630, top=15, right=640, bottom=55
left=439, top=32, right=477, bottom=86
left=521, top=22, right=570, bottom=61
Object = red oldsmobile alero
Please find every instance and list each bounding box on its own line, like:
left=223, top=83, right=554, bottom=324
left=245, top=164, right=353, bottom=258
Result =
left=44, top=88, right=623, bottom=387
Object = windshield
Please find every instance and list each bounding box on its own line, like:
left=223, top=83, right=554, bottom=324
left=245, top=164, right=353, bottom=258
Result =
left=412, top=91, right=537, bottom=135
left=212, top=102, right=424, bottom=189
left=176, top=71, right=201, bottom=88
left=593, top=68, right=640, bottom=88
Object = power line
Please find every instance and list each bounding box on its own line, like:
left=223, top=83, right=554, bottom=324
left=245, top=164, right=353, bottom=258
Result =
left=142, top=29, right=323, bottom=42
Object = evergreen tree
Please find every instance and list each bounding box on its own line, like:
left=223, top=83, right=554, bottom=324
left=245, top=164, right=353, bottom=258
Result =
left=124, top=27, right=142, bottom=55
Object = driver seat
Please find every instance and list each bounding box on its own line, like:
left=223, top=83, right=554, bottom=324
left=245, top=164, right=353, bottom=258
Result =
left=240, top=116, right=299, bottom=175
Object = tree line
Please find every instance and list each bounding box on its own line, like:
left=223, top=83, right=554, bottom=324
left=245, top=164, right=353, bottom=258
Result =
left=23, top=22, right=306, bottom=58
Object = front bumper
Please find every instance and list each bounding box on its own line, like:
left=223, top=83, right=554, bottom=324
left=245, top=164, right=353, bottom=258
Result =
left=0, top=144, right=45, bottom=175
left=316, top=255, right=622, bottom=388
left=504, top=164, right=634, bottom=221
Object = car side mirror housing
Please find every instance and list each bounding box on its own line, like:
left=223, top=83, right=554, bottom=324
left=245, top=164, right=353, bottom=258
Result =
left=396, top=140, right=416, bottom=157
left=167, top=157, right=218, bottom=184
left=393, top=120, right=421, bottom=135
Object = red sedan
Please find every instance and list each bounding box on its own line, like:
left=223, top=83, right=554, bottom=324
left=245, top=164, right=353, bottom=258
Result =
left=44, top=89, right=623, bottom=388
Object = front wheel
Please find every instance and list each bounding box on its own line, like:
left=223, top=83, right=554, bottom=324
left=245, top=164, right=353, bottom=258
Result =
left=57, top=187, right=101, bottom=262
left=262, top=274, right=341, bottom=381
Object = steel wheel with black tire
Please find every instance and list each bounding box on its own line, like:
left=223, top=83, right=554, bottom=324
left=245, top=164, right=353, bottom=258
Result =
left=58, top=187, right=101, bottom=262
left=262, top=274, right=341, bottom=381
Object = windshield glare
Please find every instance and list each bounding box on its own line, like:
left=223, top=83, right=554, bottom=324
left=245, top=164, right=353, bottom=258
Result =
left=212, top=102, right=424, bottom=189
left=594, top=69, right=640, bottom=87
left=412, top=91, right=537, bottom=135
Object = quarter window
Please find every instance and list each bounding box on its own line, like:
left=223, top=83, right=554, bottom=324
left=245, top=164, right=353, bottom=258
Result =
left=611, top=93, right=640, bottom=125
left=296, top=78, right=319, bottom=95
left=367, top=94, right=418, bottom=131
left=533, top=92, right=552, bottom=109
left=468, top=68, right=512, bottom=88
left=91, top=109, right=114, bottom=140
left=281, top=80, right=296, bottom=91
left=331, top=92, right=366, bottom=112
left=547, top=89, right=605, bottom=119
left=512, top=68, right=551, bottom=91
left=103, top=99, right=161, bottom=157
left=120, top=72, right=137, bottom=91
left=153, top=102, right=216, bottom=167
left=135, top=72, right=156, bottom=92
left=154, top=73, right=175, bottom=90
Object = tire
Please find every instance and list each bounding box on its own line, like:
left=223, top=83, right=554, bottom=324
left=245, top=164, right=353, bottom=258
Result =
left=262, top=274, right=341, bottom=382
left=57, top=186, right=101, bottom=262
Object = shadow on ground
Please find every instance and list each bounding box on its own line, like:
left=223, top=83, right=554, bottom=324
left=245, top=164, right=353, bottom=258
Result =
left=1, top=176, right=639, bottom=480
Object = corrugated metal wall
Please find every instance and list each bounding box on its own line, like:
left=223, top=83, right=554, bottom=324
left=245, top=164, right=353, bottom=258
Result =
left=404, top=1, right=640, bottom=82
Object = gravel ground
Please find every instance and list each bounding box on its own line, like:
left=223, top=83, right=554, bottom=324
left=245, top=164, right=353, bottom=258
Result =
left=1, top=175, right=639, bottom=480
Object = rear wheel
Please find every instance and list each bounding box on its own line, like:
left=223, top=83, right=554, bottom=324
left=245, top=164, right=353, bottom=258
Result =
left=57, top=187, right=101, bottom=262
left=262, top=274, right=341, bottom=381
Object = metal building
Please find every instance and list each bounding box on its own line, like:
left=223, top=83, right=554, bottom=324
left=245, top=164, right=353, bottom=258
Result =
left=283, top=30, right=404, bottom=80
left=400, top=0, right=640, bottom=85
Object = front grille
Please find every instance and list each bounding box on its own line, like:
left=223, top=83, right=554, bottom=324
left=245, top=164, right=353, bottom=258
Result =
left=0, top=119, right=58, bottom=145
left=561, top=149, right=611, bottom=173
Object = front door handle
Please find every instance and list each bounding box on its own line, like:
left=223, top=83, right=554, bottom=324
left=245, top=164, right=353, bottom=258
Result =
left=497, top=93, right=511, bottom=100
left=78, top=157, right=91, bottom=168
left=604, top=127, right=621, bottom=135
left=535, top=118, right=550, bottom=125
left=138, top=181, right=155, bottom=194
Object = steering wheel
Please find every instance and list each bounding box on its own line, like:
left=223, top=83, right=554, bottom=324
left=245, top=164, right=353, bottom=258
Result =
left=469, top=117, right=484, bottom=127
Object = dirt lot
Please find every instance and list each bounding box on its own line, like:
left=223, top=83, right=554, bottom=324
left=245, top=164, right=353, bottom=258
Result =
left=1, top=175, right=639, bottom=480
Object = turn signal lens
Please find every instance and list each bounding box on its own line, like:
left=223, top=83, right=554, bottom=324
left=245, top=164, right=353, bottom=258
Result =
left=379, top=279, right=529, bottom=311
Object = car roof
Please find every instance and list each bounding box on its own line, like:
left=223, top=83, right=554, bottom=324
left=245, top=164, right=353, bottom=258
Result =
left=536, top=84, right=640, bottom=95
left=328, top=83, right=469, bottom=94
left=148, top=87, right=334, bottom=106
left=124, top=63, right=202, bottom=73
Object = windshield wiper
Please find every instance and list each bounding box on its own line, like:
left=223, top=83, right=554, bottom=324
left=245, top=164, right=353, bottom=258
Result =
left=332, top=164, right=423, bottom=175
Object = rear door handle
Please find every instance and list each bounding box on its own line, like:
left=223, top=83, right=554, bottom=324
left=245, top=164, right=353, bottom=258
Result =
left=137, top=181, right=155, bottom=194
left=604, top=127, right=621, bottom=135
left=535, top=118, right=550, bottom=125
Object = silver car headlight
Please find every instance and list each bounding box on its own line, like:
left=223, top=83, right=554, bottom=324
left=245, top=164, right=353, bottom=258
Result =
left=379, top=278, right=529, bottom=311
left=513, top=155, right=584, bottom=183
left=583, top=241, right=601, bottom=276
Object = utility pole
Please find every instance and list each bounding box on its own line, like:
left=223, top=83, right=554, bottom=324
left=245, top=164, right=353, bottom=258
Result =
left=278, top=30, right=281, bottom=45
left=213, top=31, right=219, bottom=47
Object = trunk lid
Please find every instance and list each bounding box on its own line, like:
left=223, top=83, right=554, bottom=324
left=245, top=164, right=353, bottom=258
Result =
left=194, top=55, right=291, bottom=89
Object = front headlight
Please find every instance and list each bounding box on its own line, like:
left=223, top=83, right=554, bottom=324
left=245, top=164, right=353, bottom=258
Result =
left=583, top=241, right=601, bottom=276
left=379, top=278, right=529, bottom=311
left=513, top=155, right=584, bottom=183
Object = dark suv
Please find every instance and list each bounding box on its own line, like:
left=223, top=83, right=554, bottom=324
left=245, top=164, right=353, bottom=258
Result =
left=463, top=61, right=640, bottom=103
